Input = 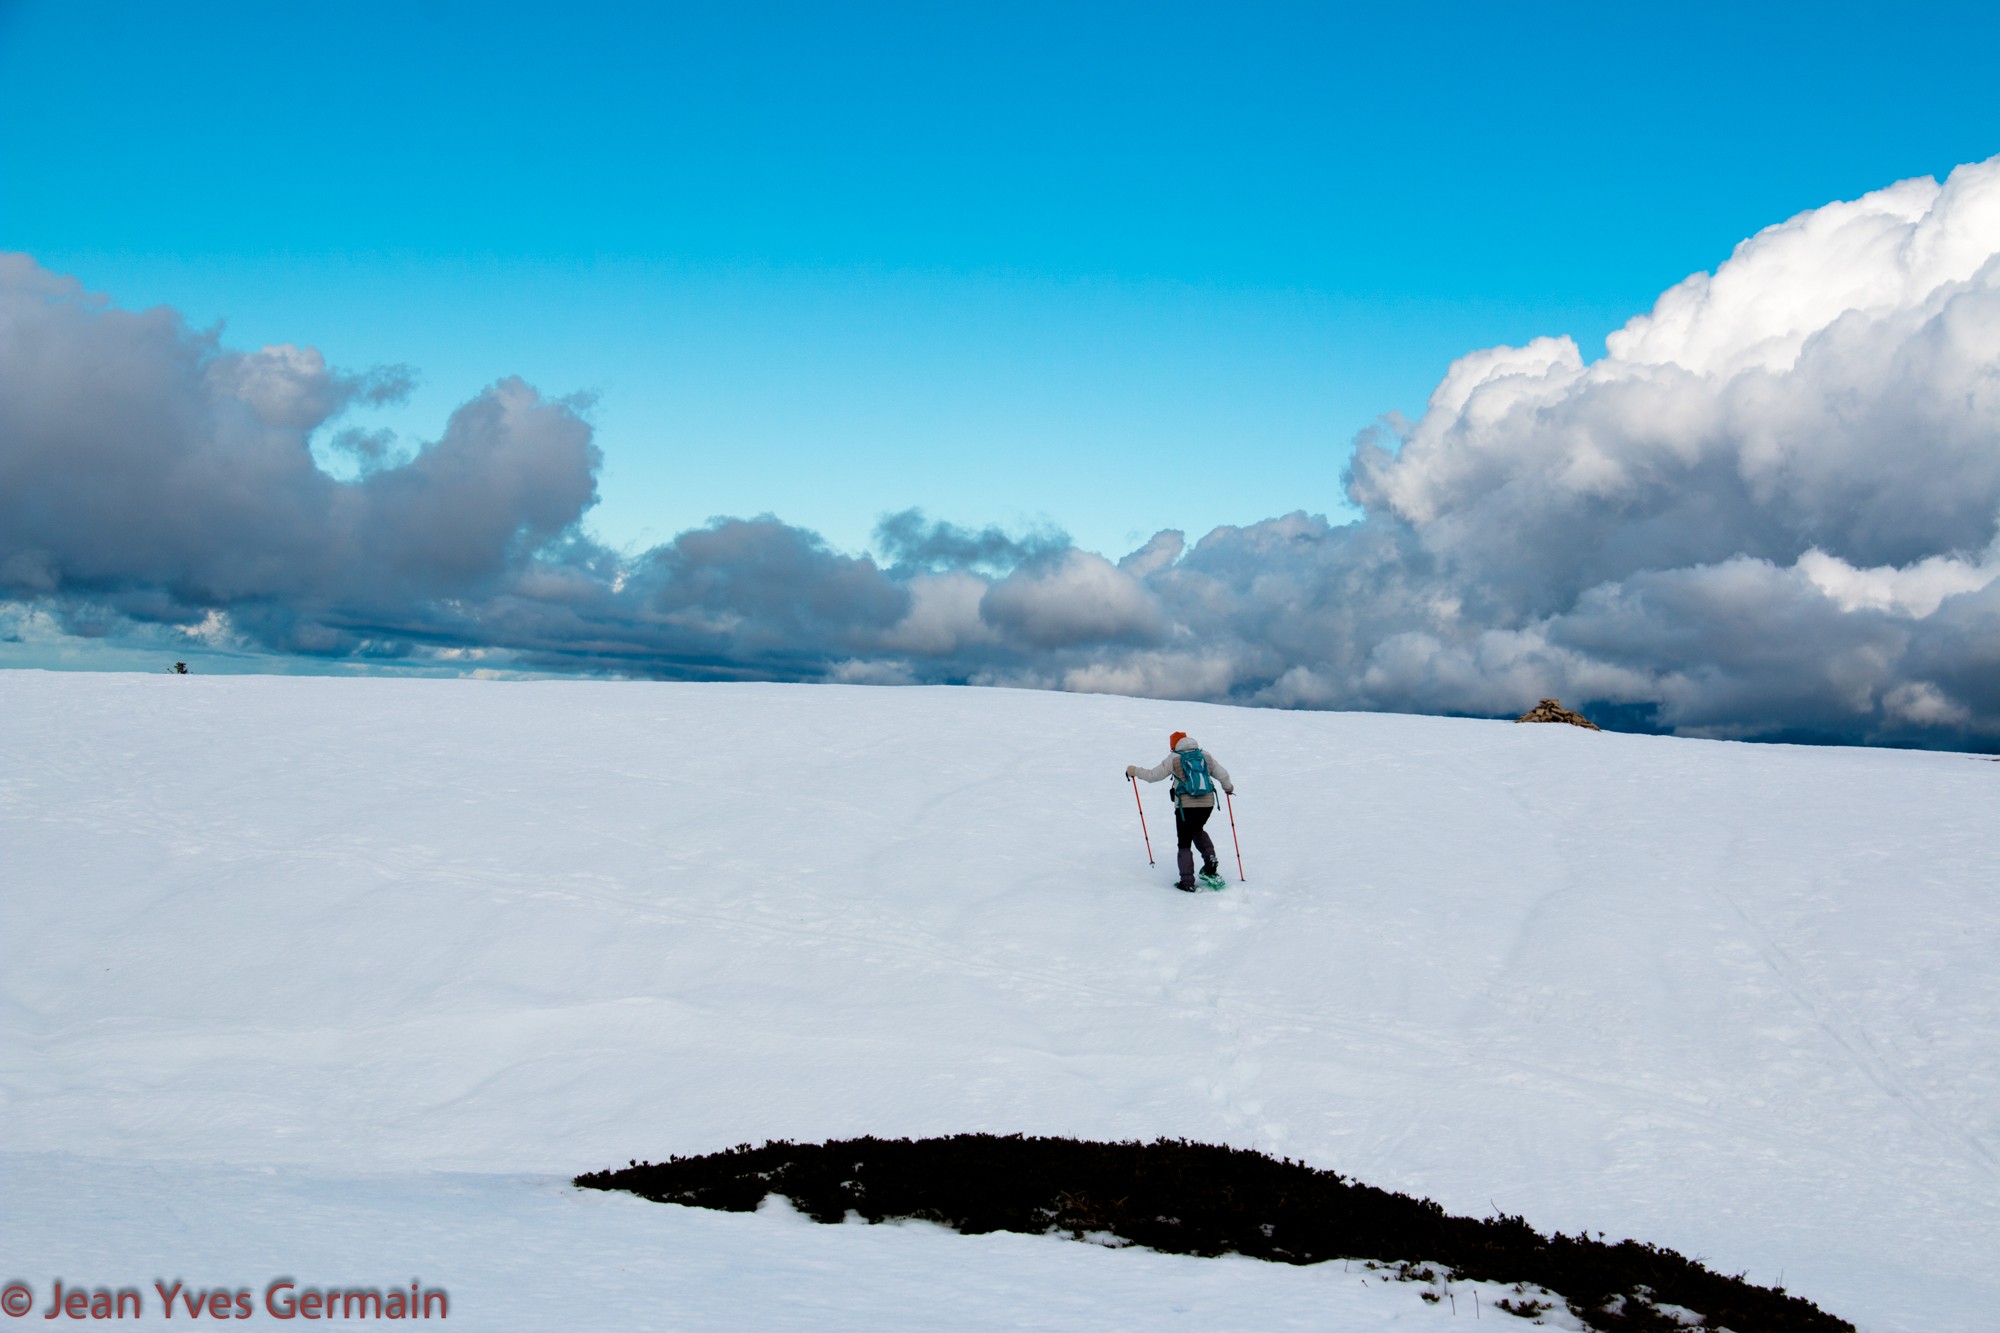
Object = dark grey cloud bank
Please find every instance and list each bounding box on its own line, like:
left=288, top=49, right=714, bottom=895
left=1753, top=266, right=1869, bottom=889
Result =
left=6, top=155, right=2000, bottom=747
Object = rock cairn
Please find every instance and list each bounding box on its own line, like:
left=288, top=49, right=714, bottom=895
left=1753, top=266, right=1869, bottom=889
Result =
left=1515, top=698, right=1601, bottom=731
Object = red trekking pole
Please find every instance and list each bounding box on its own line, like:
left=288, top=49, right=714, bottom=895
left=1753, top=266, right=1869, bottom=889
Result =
left=1224, top=791, right=1245, bottom=881
left=1129, top=774, right=1155, bottom=865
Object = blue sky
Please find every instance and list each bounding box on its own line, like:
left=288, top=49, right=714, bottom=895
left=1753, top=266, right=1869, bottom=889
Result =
left=7, top=1, right=2000, bottom=749
left=6, top=0, right=1994, bottom=559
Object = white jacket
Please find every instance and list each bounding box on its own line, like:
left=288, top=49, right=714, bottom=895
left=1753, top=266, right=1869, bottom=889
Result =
left=1130, top=736, right=1234, bottom=809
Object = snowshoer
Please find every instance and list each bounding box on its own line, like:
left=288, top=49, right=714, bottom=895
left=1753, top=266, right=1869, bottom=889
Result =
left=1126, top=732, right=1235, bottom=891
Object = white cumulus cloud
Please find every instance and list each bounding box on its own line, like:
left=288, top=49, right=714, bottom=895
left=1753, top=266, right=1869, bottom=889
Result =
left=8, top=153, right=2000, bottom=748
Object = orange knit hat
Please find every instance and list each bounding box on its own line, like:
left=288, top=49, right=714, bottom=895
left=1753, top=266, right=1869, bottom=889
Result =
left=1168, top=731, right=1188, bottom=749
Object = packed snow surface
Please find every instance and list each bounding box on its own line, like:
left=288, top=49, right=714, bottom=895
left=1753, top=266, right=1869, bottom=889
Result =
left=4, top=672, right=1997, bottom=1330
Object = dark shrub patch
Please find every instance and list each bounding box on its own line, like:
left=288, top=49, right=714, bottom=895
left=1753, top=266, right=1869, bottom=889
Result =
left=577, top=1134, right=1850, bottom=1332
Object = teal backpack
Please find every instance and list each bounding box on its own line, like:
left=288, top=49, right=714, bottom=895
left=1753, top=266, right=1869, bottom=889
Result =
left=1175, top=748, right=1215, bottom=805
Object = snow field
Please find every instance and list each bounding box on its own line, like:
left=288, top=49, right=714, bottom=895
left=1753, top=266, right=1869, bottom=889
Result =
left=7, top=1153, right=1525, bottom=1330
left=4, top=671, right=1997, bottom=1330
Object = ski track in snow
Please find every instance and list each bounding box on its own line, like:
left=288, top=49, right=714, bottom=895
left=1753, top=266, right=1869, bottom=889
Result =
left=4, top=671, right=1998, bottom=1331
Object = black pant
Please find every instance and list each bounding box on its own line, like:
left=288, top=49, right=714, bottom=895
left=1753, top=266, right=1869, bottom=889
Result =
left=1174, top=804, right=1217, bottom=883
